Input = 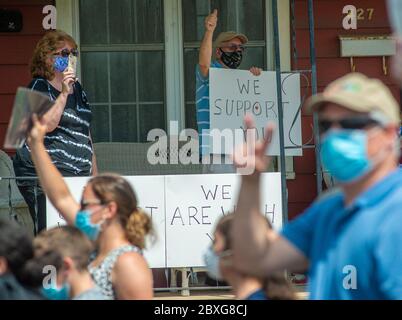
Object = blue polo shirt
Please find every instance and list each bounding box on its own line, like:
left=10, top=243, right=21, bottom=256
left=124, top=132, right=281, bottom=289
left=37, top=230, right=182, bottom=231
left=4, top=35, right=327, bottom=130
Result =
left=281, top=169, right=402, bottom=300
left=195, top=61, right=223, bottom=156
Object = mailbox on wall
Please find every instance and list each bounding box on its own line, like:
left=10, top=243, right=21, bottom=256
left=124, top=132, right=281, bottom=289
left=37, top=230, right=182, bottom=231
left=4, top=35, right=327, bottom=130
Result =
left=339, top=35, right=396, bottom=75
left=0, top=9, right=23, bottom=32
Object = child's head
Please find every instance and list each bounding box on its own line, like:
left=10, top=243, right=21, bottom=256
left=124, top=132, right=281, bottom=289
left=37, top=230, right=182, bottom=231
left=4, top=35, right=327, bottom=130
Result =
left=205, top=213, right=295, bottom=300
left=27, top=226, right=93, bottom=299
left=205, top=213, right=242, bottom=282
left=34, top=225, right=93, bottom=272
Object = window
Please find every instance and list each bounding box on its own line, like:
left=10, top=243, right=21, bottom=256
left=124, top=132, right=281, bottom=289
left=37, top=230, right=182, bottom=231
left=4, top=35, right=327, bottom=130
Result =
left=79, top=0, right=166, bottom=143
left=77, top=0, right=270, bottom=142
left=182, top=0, right=267, bottom=130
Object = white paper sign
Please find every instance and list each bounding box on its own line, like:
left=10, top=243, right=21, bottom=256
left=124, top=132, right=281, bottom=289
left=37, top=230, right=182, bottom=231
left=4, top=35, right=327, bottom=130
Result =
left=209, top=69, right=302, bottom=156
left=165, top=173, right=282, bottom=268
left=46, top=176, right=166, bottom=268
left=47, top=173, right=282, bottom=269
left=46, top=176, right=90, bottom=229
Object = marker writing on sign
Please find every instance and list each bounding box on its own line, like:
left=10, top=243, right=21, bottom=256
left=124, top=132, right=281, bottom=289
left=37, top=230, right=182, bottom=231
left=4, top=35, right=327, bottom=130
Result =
left=264, top=204, right=276, bottom=224
left=170, top=206, right=212, bottom=226
left=201, top=185, right=232, bottom=201
left=213, top=78, right=277, bottom=119
left=214, top=99, right=278, bottom=119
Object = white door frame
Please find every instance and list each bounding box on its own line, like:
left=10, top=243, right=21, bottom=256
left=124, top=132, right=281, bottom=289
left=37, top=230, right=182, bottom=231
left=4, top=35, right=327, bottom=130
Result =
left=163, top=0, right=185, bottom=133
left=55, top=0, right=81, bottom=79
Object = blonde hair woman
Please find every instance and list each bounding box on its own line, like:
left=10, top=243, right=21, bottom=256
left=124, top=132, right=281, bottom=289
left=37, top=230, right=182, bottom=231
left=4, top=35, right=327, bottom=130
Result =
left=27, top=115, right=154, bottom=300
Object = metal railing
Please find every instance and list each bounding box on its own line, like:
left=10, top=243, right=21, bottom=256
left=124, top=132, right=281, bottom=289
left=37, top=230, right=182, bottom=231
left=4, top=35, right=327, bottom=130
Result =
left=0, top=176, right=40, bottom=233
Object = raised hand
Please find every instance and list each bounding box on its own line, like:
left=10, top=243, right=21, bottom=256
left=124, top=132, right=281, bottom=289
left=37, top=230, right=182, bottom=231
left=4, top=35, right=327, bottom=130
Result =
left=249, top=66, right=262, bottom=76
left=27, top=114, right=47, bottom=148
left=61, top=70, right=76, bottom=95
left=232, top=114, right=275, bottom=176
left=205, top=9, right=218, bottom=32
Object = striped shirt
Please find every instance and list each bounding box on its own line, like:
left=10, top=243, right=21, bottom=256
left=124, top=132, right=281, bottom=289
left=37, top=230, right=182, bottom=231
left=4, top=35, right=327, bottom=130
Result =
left=13, top=78, right=93, bottom=183
left=195, top=61, right=223, bottom=156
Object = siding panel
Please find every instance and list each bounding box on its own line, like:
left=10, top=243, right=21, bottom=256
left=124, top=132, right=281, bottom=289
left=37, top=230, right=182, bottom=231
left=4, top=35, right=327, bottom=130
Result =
left=288, top=0, right=400, bottom=219
left=0, top=1, right=53, bottom=153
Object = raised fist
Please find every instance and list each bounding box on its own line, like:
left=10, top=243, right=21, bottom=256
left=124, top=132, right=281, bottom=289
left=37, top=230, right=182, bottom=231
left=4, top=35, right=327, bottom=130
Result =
left=205, top=9, right=218, bottom=32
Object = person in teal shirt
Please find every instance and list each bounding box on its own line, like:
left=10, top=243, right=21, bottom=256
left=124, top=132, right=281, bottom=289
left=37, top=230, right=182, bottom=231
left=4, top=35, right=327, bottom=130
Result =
left=231, top=73, right=402, bottom=299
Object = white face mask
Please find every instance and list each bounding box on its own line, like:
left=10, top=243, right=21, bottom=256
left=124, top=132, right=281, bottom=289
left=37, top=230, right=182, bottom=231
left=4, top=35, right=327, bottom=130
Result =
left=203, top=246, right=223, bottom=281
left=203, top=246, right=233, bottom=281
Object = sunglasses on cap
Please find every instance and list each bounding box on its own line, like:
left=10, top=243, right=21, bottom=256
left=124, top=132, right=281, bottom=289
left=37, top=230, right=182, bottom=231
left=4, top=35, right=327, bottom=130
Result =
left=54, top=48, right=79, bottom=58
left=318, top=115, right=384, bottom=135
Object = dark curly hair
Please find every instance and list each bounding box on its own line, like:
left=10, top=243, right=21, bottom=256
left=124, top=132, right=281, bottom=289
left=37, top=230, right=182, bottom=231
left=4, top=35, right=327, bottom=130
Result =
left=30, top=30, right=77, bottom=80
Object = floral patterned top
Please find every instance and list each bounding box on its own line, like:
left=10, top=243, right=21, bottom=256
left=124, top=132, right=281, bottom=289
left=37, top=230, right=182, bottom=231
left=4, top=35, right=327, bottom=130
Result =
left=88, top=245, right=142, bottom=299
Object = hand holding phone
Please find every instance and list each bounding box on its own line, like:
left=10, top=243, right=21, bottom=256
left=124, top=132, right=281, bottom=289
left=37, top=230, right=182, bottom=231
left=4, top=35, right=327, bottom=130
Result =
left=62, top=57, right=77, bottom=94
left=67, top=54, right=77, bottom=79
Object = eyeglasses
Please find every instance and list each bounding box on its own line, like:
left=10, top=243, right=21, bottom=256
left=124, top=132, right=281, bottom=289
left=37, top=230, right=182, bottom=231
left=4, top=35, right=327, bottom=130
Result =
left=80, top=199, right=105, bottom=210
left=318, top=115, right=382, bottom=134
left=220, top=44, right=246, bottom=52
left=54, top=48, right=79, bottom=58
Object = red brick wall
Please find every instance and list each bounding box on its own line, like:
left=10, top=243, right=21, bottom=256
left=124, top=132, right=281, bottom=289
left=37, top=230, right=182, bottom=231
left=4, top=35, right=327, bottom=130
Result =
left=0, top=0, right=54, bottom=154
left=288, top=0, right=400, bottom=220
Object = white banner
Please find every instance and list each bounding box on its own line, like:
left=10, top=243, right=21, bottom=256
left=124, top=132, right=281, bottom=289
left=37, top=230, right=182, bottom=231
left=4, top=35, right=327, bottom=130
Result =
left=46, top=176, right=90, bottom=228
left=46, top=176, right=166, bottom=268
left=209, top=68, right=302, bottom=156
left=165, top=173, right=282, bottom=268
left=47, top=173, right=282, bottom=268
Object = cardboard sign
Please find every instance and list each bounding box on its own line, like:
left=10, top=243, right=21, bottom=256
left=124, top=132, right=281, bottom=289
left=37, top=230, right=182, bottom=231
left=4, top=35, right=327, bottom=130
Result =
left=209, top=69, right=302, bottom=156
left=4, top=88, right=54, bottom=149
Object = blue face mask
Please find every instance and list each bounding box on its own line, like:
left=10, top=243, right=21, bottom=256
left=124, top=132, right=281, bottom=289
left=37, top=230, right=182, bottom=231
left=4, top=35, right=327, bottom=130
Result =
left=74, top=210, right=103, bottom=241
left=53, top=56, right=69, bottom=73
left=203, top=246, right=223, bottom=281
left=42, top=282, right=70, bottom=300
left=320, top=129, right=373, bottom=183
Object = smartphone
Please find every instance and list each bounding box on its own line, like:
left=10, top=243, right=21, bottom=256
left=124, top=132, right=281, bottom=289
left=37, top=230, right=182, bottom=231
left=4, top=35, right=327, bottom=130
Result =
left=388, top=0, right=402, bottom=35
left=67, top=54, right=77, bottom=78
